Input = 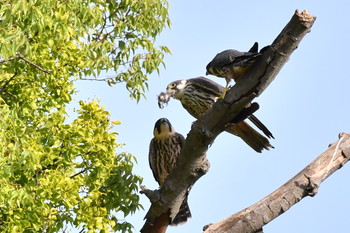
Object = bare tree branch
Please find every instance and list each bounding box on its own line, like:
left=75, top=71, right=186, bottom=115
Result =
left=69, top=168, right=88, bottom=179
left=0, top=57, right=17, bottom=64
left=17, top=55, right=51, bottom=74
left=203, top=133, right=350, bottom=233
left=79, top=77, right=117, bottom=82
left=140, top=10, right=316, bottom=233
left=0, top=55, right=50, bottom=74
left=0, top=73, right=17, bottom=94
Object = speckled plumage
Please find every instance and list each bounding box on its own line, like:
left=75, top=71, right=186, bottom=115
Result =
left=164, top=77, right=274, bottom=152
left=148, top=118, right=191, bottom=225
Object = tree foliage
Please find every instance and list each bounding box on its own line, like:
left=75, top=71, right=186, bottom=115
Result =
left=0, top=0, right=170, bottom=232
left=0, top=0, right=170, bottom=101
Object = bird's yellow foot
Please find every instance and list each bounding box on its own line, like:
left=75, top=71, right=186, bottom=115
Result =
left=219, top=80, right=231, bottom=99
left=219, top=87, right=228, bottom=99
left=218, top=79, right=232, bottom=99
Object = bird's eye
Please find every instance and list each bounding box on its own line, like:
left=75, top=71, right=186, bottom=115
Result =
left=168, top=83, right=176, bottom=89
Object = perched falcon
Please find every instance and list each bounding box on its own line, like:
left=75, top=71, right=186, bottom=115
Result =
left=158, top=77, right=274, bottom=153
left=206, top=42, right=260, bottom=89
left=148, top=118, right=191, bottom=225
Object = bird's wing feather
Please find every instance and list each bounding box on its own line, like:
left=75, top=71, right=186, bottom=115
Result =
left=175, top=133, right=186, bottom=151
left=227, top=52, right=261, bottom=67
left=148, top=138, right=160, bottom=184
left=188, top=77, right=224, bottom=95
left=248, top=42, right=259, bottom=53
left=210, top=49, right=244, bottom=67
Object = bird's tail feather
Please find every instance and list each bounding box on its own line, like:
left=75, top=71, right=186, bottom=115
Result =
left=170, top=195, right=192, bottom=225
left=248, top=114, right=274, bottom=139
left=226, top=121, right=274, bottom=153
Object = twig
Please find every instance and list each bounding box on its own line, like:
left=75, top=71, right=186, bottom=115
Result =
left=0, top=55, right=51, bottom=74
left=17, top=55, right=51, bottom=74
left=0, top=57, right=17, bottom=64
left=0, top=73, right=17, bottom=94
left=70, top=168, right=88, bottom=179
left=79, top=77, right=118, bottom=82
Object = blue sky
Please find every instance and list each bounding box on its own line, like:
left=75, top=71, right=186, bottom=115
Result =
left=73, top=1, right=350, bottom=232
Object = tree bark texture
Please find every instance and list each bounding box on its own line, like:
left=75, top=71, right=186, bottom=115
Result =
left=203, top=133, right=350, bottom=233
left=141, top=10, right=316, bottom=233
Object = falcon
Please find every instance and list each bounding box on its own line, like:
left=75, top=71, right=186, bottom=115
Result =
left=206, top=42, right=261, bottom=90
left=158, top=77, right=274, bottom=152
left=149, top=118, right=191, bottom=225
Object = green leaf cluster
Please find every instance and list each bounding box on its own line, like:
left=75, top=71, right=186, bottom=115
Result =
left=0, top=97, right=141, bottom=232
left=0, top=97, right=142, bottom=232
left=0, top=0, right=171, bottom=101
left=0, top=0, right=169, bottom=232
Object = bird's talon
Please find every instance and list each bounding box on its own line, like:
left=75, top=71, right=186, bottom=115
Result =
left=218, top=87, right=228, bottom=99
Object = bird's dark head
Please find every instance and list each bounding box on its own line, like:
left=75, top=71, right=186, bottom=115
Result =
left=166, top=79, right=187, bottom=99
left=206, top=63, right=214, bottom=76
left=153, top=118, right=175, bottom=138
left=206, top=56, right=224, bottom=77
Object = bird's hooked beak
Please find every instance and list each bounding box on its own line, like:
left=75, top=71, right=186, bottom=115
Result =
left=165, top=88, right=176, bottom=97
left=206, top=67, right=213, bottom=76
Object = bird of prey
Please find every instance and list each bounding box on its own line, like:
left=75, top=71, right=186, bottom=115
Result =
left=149, top=118, right=191, bottom=225
left=206, top=42, right=261, bottom=90
left=158, top=77, right=274, bottom=153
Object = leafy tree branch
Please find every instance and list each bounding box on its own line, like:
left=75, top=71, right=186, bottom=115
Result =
left=0, top=0, right=170, bottom=232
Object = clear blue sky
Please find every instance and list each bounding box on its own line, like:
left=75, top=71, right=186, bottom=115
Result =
left=74, top=1, right=350, bottom=232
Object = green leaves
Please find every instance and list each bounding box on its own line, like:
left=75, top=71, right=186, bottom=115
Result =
left=1, top=0, right=170, bottom=101
left=0, top=98, right=142, bottom=232
left=0, top=0, right=166, bottom=231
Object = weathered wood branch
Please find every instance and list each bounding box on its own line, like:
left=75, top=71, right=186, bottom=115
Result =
left=203, top=133, right=350, bottom=233
left=140, top=10, right=316, bottom=233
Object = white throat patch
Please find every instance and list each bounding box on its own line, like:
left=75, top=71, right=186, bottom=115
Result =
left=174, top=79, right=187, bottom=99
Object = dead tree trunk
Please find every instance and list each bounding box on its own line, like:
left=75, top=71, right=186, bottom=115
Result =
left=203, top=133, right=350, bottom=233
left=141, top=10, right=316, bottom=233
